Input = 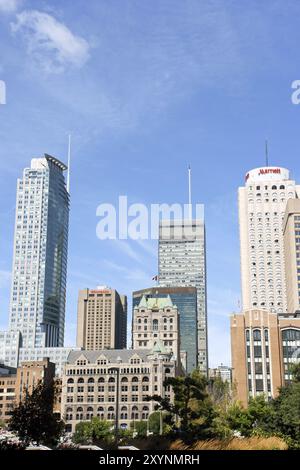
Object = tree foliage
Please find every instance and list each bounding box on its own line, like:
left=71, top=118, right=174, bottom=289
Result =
left=73, top=418, right=114, bottom=445
left=147, top=370, right=216, bottom=439
left=9, top=380, right=64, bottom=446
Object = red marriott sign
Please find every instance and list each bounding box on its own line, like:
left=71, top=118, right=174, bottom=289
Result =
left=258, top=168, right=281, bottom=176
left=245, top=167, right=282, bottom=182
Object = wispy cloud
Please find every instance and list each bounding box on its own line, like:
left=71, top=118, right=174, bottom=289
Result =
left=110, top=240, right=142, bottom=264
left=0, top=0, right=22, bottom=13
left=11, top=9, right=90, bottom=73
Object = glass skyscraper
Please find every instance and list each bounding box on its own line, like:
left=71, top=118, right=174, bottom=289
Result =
left=9, top=155, right=69, bottom=349
left=132, top=287, right=198, bottom=373
left=158, top=219, right=208, bottom=374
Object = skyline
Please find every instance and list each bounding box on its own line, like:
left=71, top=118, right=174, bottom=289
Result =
left=2, top=1, right=300, bottom=367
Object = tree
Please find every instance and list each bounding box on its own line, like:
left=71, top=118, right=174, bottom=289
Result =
left=73, top=418, right=114, bottom=445
left=9, top=380, right=64, bottom=446
left=147, top=370, right=215, bottom=439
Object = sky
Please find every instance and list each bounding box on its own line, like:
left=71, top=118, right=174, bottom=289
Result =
left=1, top=0, right=300, bottom=367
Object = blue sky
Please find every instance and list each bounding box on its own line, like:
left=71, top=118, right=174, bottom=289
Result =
left=1, top=0, right=300, bottom=367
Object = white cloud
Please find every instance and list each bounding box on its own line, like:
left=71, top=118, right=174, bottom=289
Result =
left=0, top=0, right=21, bottom=13
left=11, top=10, right=90, bottom=73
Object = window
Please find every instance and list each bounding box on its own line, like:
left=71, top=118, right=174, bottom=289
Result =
left=253, top=329, right=261, bottom=341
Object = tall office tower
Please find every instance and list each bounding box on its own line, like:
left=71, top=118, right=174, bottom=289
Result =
left=159, top=219, right=207, bottom=374
left=133, top=287, right=198, bottom=373
left=76, top=286, right=127, bottom=350
left=9, top=155, right=69, bottom=349
left=239, top=167, right=300, bottom=313
left=132, top=295, right=180, bottom=365
left=231, top=309, right=300, bottom=406
left=283, top=198, right=300, bottom=313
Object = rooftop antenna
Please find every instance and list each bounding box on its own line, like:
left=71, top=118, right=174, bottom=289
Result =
left=67, top=134, right=71, bottom=193
left=188, top=165, right=192, bottom=220
left=265, top=139, right=269, bottom=167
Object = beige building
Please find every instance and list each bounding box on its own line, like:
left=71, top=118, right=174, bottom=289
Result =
left=231, top=309, right=300, bottom=406
left=132, top=295, right=180, bottom=365
left=283, top=198, right=300, bottom=313
left=76, top=287, right=127, bottom=351
left=61, top=346, right=176, bottom=433
left=238, top=166, right=300, bottom=314
left=0, top=358, right=55, bottom=423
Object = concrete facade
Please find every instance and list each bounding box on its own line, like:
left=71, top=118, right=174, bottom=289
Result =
left=231, top=309, right=300, bottom=406
left=77, top=287, right=127, bottom=351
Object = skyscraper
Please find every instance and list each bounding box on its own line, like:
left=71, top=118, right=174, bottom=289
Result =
left=132, top=286, right=198, bottom=373
left=76, top=286, right=127, bottom=350
left=283, top=198, right=300, bottom=313
left=9, top=155, right=69, bottom=349
left=158, top=219, right=207, bottom=374
left=239, top=166, right=300, bottom=313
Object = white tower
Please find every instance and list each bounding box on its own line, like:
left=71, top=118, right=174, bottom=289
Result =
left=239, top=166, right=300, bottom=313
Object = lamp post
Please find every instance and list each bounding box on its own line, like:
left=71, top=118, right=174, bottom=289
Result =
left=108, top=367, right=120, bottom=447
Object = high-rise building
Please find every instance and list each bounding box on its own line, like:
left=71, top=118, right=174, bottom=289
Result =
left=231, top=309, right=300, bottom=406
left=76, top=287, right=127, bottom=351
left=132, top=295, right=180, bottom=367
left=9, top=155, right=69, bottom=349
left=132, top=287, right=198, bottom=373
left=158, top=219, right=207, bottom=373
left=239, top=166, right=300, bottom=313
left=283, top=198, right=300, bottom=313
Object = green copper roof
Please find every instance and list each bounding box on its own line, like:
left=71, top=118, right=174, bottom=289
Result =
left=152, top=340, right=168, bottom=354
left=137, top=294, right=174, bottom=309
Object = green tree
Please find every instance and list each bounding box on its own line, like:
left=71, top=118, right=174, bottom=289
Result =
left=73, top=418, right=114, bottom=445
left=147, top=370, right=215, bottom=439
left=9, top=380, right=64, bottom=446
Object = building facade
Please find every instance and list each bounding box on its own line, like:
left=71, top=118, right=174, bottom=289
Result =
left=158, top=219, right=207, bottom=374
left=132, top=295, right=180, bottom=367
left=283, top=198, right=300, bottom=313
left=0, top=358, right=55, bottom=423
left=209, top=364, right=232, bottom=383
left=231, top=309, right=300, bottom=406
left=61, top=347, right=176, bottom=433
left=76, top=287, right=127, bottom=351
left=9, top=155, right=69, bottom=349
left=238, top=166, right=300, bottom=314
left=133, top=287, right=197, bottom=373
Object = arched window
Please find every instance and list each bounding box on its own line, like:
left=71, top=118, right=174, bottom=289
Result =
left=77, top=377, right=84, bottom=384
left=108, top=377, right=115, bottom=383
left=153, top=319, right=158, bottom=331
left=165, top=368, right=171, bottom=374
left=98, top=377, right=105, bottom=383
left=253, top=329, right=261, bottom=341
left=88, top=378, right=95, bottom=383
left=132, top=376, right=139, bottom=382
left=282, top=329, right=300, bottom=341
left=142, top=376, right=149, bottom=382
left=67, top=378, right=74, bottom=384
left=121, top=377, right=128, bottom=383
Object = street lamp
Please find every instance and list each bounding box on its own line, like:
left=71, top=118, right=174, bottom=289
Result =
left=108, top=367, right=120, bottom=447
